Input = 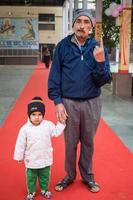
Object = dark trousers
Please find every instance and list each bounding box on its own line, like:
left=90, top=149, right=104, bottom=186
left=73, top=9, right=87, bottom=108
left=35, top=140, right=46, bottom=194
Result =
left=63, top=97, right=101, bottom=182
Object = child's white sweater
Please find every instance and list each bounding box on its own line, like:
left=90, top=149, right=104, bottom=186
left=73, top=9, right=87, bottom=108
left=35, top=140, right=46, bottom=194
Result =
left=14, top=120, right=65, bottom=169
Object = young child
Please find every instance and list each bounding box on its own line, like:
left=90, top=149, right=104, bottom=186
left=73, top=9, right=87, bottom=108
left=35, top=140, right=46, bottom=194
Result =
left=14, top=96, right=66, bottom=200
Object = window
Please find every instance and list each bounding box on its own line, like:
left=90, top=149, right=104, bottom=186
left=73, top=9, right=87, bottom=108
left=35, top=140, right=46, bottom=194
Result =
left=38, top=13, right=55, bottom=31
left=39, top=14, right=55, bottom=22
left=39, top=24, right=55, bottom=30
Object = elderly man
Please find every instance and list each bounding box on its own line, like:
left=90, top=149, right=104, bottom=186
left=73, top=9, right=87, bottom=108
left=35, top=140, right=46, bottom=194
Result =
left=48, top=8, right=111, bottom=193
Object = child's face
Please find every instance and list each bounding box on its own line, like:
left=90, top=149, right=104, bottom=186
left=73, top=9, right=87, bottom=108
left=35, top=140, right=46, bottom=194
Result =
left=29, top=111, right=43, bottom=125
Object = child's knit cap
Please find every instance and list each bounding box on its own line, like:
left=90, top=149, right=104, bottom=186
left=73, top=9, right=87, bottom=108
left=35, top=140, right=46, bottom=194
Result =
left=27, top=96, right=45, bottom=117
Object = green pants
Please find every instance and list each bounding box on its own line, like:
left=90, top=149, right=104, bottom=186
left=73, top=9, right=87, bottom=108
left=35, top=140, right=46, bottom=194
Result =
left=26, top=166, right=50, bottom=194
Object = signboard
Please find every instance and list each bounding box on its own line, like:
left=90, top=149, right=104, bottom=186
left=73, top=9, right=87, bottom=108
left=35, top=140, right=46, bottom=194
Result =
left=0, top=18, right=39, bottom=49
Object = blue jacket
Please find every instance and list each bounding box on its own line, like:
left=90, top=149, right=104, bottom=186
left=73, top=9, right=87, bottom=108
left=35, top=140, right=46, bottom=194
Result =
left=48, top=34, right=111, bottom=105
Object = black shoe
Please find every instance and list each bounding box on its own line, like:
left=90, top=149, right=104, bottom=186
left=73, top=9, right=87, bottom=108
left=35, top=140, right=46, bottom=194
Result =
left=55, top=177, right=74, bottom=191
left=83, top=175, right=100, bottom=193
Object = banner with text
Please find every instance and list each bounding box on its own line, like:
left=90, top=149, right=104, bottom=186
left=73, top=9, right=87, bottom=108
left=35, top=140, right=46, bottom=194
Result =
left=0, top=18, right=39, bottom=49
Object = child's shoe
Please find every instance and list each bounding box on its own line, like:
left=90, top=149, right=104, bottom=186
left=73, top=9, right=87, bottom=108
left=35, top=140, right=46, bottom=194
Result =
left=41, top=190, right=52, bottom=199
left=26, top=193, right=35, bottom=200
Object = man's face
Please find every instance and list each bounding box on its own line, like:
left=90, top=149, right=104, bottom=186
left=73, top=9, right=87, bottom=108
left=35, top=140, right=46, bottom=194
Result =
left=73, top=16, right=92, bottom=39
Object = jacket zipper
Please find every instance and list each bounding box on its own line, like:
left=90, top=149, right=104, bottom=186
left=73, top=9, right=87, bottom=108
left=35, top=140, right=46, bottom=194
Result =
left=79, top=46, right=83, bottom=61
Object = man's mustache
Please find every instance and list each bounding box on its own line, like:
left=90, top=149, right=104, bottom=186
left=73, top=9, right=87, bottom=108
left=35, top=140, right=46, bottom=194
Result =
left=77, top=29, right=85, bottom=33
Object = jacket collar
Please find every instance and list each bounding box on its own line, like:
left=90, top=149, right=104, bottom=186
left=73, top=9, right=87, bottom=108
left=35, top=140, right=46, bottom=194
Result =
left=66, top=34, right=98, bottom=48
left=71, top=34, right=90, bottom=46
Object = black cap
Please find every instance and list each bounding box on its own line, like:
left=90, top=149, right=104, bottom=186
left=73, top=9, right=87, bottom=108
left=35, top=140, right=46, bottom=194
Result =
left=27, top=97, right=45, bottom=117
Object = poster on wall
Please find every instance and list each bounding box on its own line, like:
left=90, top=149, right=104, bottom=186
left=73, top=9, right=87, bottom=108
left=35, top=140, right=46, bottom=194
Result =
left=0, top=18, right=39, bottom=49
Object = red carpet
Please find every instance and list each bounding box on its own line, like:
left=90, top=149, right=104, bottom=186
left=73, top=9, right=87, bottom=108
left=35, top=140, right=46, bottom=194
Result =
left=0, top=63, right=133, bottom=200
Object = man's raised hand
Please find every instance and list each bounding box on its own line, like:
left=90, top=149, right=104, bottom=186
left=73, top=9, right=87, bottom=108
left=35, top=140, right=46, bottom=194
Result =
left=93, top=39, right=105, bottom=62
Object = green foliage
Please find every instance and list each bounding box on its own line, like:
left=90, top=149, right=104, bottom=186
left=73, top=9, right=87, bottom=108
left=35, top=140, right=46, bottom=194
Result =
left=92, top=0, right=133, bottom=51
left=102, top=0, right=121, bottom=51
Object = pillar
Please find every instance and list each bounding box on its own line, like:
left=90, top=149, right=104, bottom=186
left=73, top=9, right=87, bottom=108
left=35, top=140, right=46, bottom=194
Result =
left=82, top=0, right=88, bottom=9
left=69, top=0, right=73, bottom=30
left=119, top=0, right=132, bottom=73
left=74, top=0, right=78, bottom=10
left=63, top=0, right=69, bottom=37
left=112, top=0, right=132, bottom=97
left=95, top=0, right=103, bottom=42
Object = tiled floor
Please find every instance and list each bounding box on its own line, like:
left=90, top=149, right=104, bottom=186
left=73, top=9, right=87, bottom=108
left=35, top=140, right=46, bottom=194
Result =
left=0, top=64, right=133, bottom=153
left=101, top=84, right=133, bottom=153
left=0, top=65, right=36, bottom=126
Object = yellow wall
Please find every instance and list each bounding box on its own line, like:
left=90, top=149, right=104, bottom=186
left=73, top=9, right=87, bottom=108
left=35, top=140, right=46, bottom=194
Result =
left=0, top=6, right=63, bottom=44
